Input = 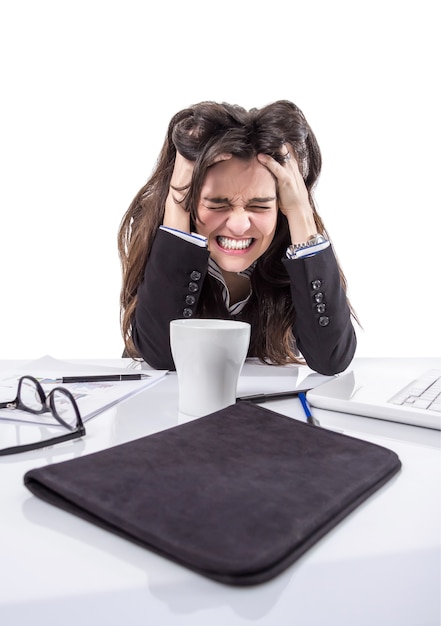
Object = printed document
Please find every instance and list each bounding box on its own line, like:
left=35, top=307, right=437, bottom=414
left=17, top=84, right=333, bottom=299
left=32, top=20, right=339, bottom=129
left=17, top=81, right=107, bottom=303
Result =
left=0, top=355, right=168, bottom=426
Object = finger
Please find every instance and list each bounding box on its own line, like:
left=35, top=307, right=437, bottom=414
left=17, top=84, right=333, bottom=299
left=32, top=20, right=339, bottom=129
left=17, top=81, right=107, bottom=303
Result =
left=278, top=143, right=292, bottom=165
left=257, top=146, right=292, bottom=170
left=256, top=152, right=280, bottom=168
left=257, top=152, right=287, bottom=177
left=170, top=153, right=194, bottom=190
left=211, top=152, right=233, bottom=165
left=278, top=145, right=304, bottom=180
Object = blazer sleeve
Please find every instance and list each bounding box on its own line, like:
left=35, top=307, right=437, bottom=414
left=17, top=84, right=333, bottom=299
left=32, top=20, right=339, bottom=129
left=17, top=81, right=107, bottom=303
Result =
left=282, top=245, right=357, bottom=376
left=132, top=229, right=210, bottom=370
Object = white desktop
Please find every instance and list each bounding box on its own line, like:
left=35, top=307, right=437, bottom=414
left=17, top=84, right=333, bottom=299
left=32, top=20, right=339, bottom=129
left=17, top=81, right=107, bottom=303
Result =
left=0, top=357, right=440, bottom=626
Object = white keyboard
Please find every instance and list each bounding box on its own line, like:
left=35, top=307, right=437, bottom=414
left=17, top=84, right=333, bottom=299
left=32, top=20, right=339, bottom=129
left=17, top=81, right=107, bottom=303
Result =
left=389, top=369, right=441, bottom=412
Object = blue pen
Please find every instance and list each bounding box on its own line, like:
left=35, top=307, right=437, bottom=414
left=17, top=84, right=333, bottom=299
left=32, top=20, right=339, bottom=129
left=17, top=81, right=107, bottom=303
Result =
left=298, top=392, right=320, bottom=426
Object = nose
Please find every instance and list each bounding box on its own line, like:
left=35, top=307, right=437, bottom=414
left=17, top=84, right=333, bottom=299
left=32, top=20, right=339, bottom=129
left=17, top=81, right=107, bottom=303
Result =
left=225, top=208, right=251, bottom=235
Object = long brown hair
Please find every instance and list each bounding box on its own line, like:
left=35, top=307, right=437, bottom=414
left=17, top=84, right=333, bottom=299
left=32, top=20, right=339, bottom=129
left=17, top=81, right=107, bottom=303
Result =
left=118, top=100, right=348, bottom=363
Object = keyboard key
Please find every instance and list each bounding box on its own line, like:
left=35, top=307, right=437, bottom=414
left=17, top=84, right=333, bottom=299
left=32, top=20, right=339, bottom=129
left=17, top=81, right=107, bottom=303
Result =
left=388, top=370, right=441, bottom=411
left=411, top=399, right=433, bottom=410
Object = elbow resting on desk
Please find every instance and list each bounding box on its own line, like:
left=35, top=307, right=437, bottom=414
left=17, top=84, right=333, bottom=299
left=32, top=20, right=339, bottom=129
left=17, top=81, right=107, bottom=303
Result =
left=132, top=326, right=176, bottom=371
left=299, top=329, right=357, bottom=376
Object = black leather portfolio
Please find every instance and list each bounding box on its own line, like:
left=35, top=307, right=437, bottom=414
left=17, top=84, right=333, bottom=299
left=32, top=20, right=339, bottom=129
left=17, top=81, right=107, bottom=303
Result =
left=24, top=402, right=401, bottom=585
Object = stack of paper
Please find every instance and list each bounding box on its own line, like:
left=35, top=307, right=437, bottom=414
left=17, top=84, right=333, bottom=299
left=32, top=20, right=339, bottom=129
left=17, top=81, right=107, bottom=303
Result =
left=0, top=355, right=168, bottom=426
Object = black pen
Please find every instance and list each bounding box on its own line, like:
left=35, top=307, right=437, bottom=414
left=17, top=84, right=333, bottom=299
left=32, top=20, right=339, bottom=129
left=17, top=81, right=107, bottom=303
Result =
left=236, top=388, right=312, bottom=403
left=53, top=374, right=150, bottom=383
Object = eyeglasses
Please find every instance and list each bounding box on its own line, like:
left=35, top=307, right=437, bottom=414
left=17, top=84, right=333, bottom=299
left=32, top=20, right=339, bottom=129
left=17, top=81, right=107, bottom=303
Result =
left=0, top=375, right=85, bottom=456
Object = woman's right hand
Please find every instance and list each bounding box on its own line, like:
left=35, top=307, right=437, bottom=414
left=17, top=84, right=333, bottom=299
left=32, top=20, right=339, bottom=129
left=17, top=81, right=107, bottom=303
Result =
left=163, top=150, right=232, bottom=233
left=163, top=151, right=195, bottom=233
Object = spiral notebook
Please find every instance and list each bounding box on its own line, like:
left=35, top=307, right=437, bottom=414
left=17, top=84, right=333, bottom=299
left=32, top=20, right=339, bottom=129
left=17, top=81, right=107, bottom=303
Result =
left=24, top=402, right=401, bottom=585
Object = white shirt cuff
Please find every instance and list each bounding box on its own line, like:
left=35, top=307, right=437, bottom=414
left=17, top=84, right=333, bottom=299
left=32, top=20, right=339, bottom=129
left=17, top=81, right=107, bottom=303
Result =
left=160, top=226, right=208, bottom=248
left=286, top=240, right=330, bottom=259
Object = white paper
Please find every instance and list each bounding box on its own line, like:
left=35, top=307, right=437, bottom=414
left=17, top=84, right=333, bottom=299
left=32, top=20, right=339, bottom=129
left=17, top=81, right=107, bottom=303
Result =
left=0, top=355, right=168, bottom=426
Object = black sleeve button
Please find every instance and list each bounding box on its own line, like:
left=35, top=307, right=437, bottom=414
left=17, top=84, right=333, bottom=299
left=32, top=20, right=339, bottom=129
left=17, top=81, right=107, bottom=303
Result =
left=190, top=270, right=202, bottom=281
left=316, top=303, right=326, bottom=314
left=188, top=282, right=199, bottom=293
left=318, top=316, right=330, bottom=327
left=185, top=295, right=196, bottom=305
left=311, top=279, right=322, bottom=290
left=183, top=308, right=193, bottom=318
left=314, top=292, right=324, bottom=304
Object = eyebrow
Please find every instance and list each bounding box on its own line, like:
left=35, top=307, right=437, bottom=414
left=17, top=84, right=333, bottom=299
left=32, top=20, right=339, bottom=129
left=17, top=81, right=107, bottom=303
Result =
left=202, top=196, right=276, bottom=204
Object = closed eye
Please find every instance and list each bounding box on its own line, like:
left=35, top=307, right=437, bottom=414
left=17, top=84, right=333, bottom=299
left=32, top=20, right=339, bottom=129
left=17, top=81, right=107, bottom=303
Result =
left=201, top=196, right=276, bottom=212
left=202, top=197, right=231, bottom=211
left=246, top=196, right=276, bottom=211
left=203, top=204, right=230, bottom=211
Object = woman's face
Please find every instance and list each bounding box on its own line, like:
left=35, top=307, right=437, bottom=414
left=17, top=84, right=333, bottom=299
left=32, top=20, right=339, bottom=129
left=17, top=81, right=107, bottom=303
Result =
left=195, top=157, right=278, bottom=274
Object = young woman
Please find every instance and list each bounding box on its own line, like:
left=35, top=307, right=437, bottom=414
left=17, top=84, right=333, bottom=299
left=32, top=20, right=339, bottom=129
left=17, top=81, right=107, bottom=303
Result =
left=118, top=100, right=357, bottom=375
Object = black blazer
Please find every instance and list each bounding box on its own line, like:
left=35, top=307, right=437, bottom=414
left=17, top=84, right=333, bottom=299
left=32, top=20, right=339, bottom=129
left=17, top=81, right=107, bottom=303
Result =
left=132, top=230, right=356, bottom=375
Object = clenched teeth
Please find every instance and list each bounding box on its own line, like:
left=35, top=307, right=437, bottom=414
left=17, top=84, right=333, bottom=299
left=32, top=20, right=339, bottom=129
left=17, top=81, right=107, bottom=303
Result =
left=217, top=236, right=253, bottom=250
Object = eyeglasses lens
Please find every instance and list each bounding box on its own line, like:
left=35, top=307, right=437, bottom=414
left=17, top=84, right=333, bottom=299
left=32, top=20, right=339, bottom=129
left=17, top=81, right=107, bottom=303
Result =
left=52, top=389, right=78, bottom=429
left=20, top=378, right=44, bottom=412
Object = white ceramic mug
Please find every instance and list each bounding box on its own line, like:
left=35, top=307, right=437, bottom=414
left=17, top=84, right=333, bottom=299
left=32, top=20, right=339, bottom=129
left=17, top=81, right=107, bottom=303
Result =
left=170, top=319, right=251, bottom=417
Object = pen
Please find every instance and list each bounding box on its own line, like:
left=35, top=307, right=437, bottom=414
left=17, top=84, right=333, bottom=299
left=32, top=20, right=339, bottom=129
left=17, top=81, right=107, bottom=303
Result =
left=54, top=374, right=150, bottom=383
left=236, top=388, right=312, bottom=403
left=298, top=392, right=320, bottom=426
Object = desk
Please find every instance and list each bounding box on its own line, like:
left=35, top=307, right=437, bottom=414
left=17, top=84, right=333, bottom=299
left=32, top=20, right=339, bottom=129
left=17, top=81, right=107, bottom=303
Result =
left=0, top=358, right=440, bottom=626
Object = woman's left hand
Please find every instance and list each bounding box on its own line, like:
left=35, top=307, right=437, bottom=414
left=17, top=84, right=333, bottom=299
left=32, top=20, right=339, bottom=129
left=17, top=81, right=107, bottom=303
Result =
left=257, top=145, right=317, bottom=243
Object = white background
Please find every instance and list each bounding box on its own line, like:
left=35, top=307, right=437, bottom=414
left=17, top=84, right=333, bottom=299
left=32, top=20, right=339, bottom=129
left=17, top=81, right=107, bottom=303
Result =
left=0, top=0, right=439, bottom=360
